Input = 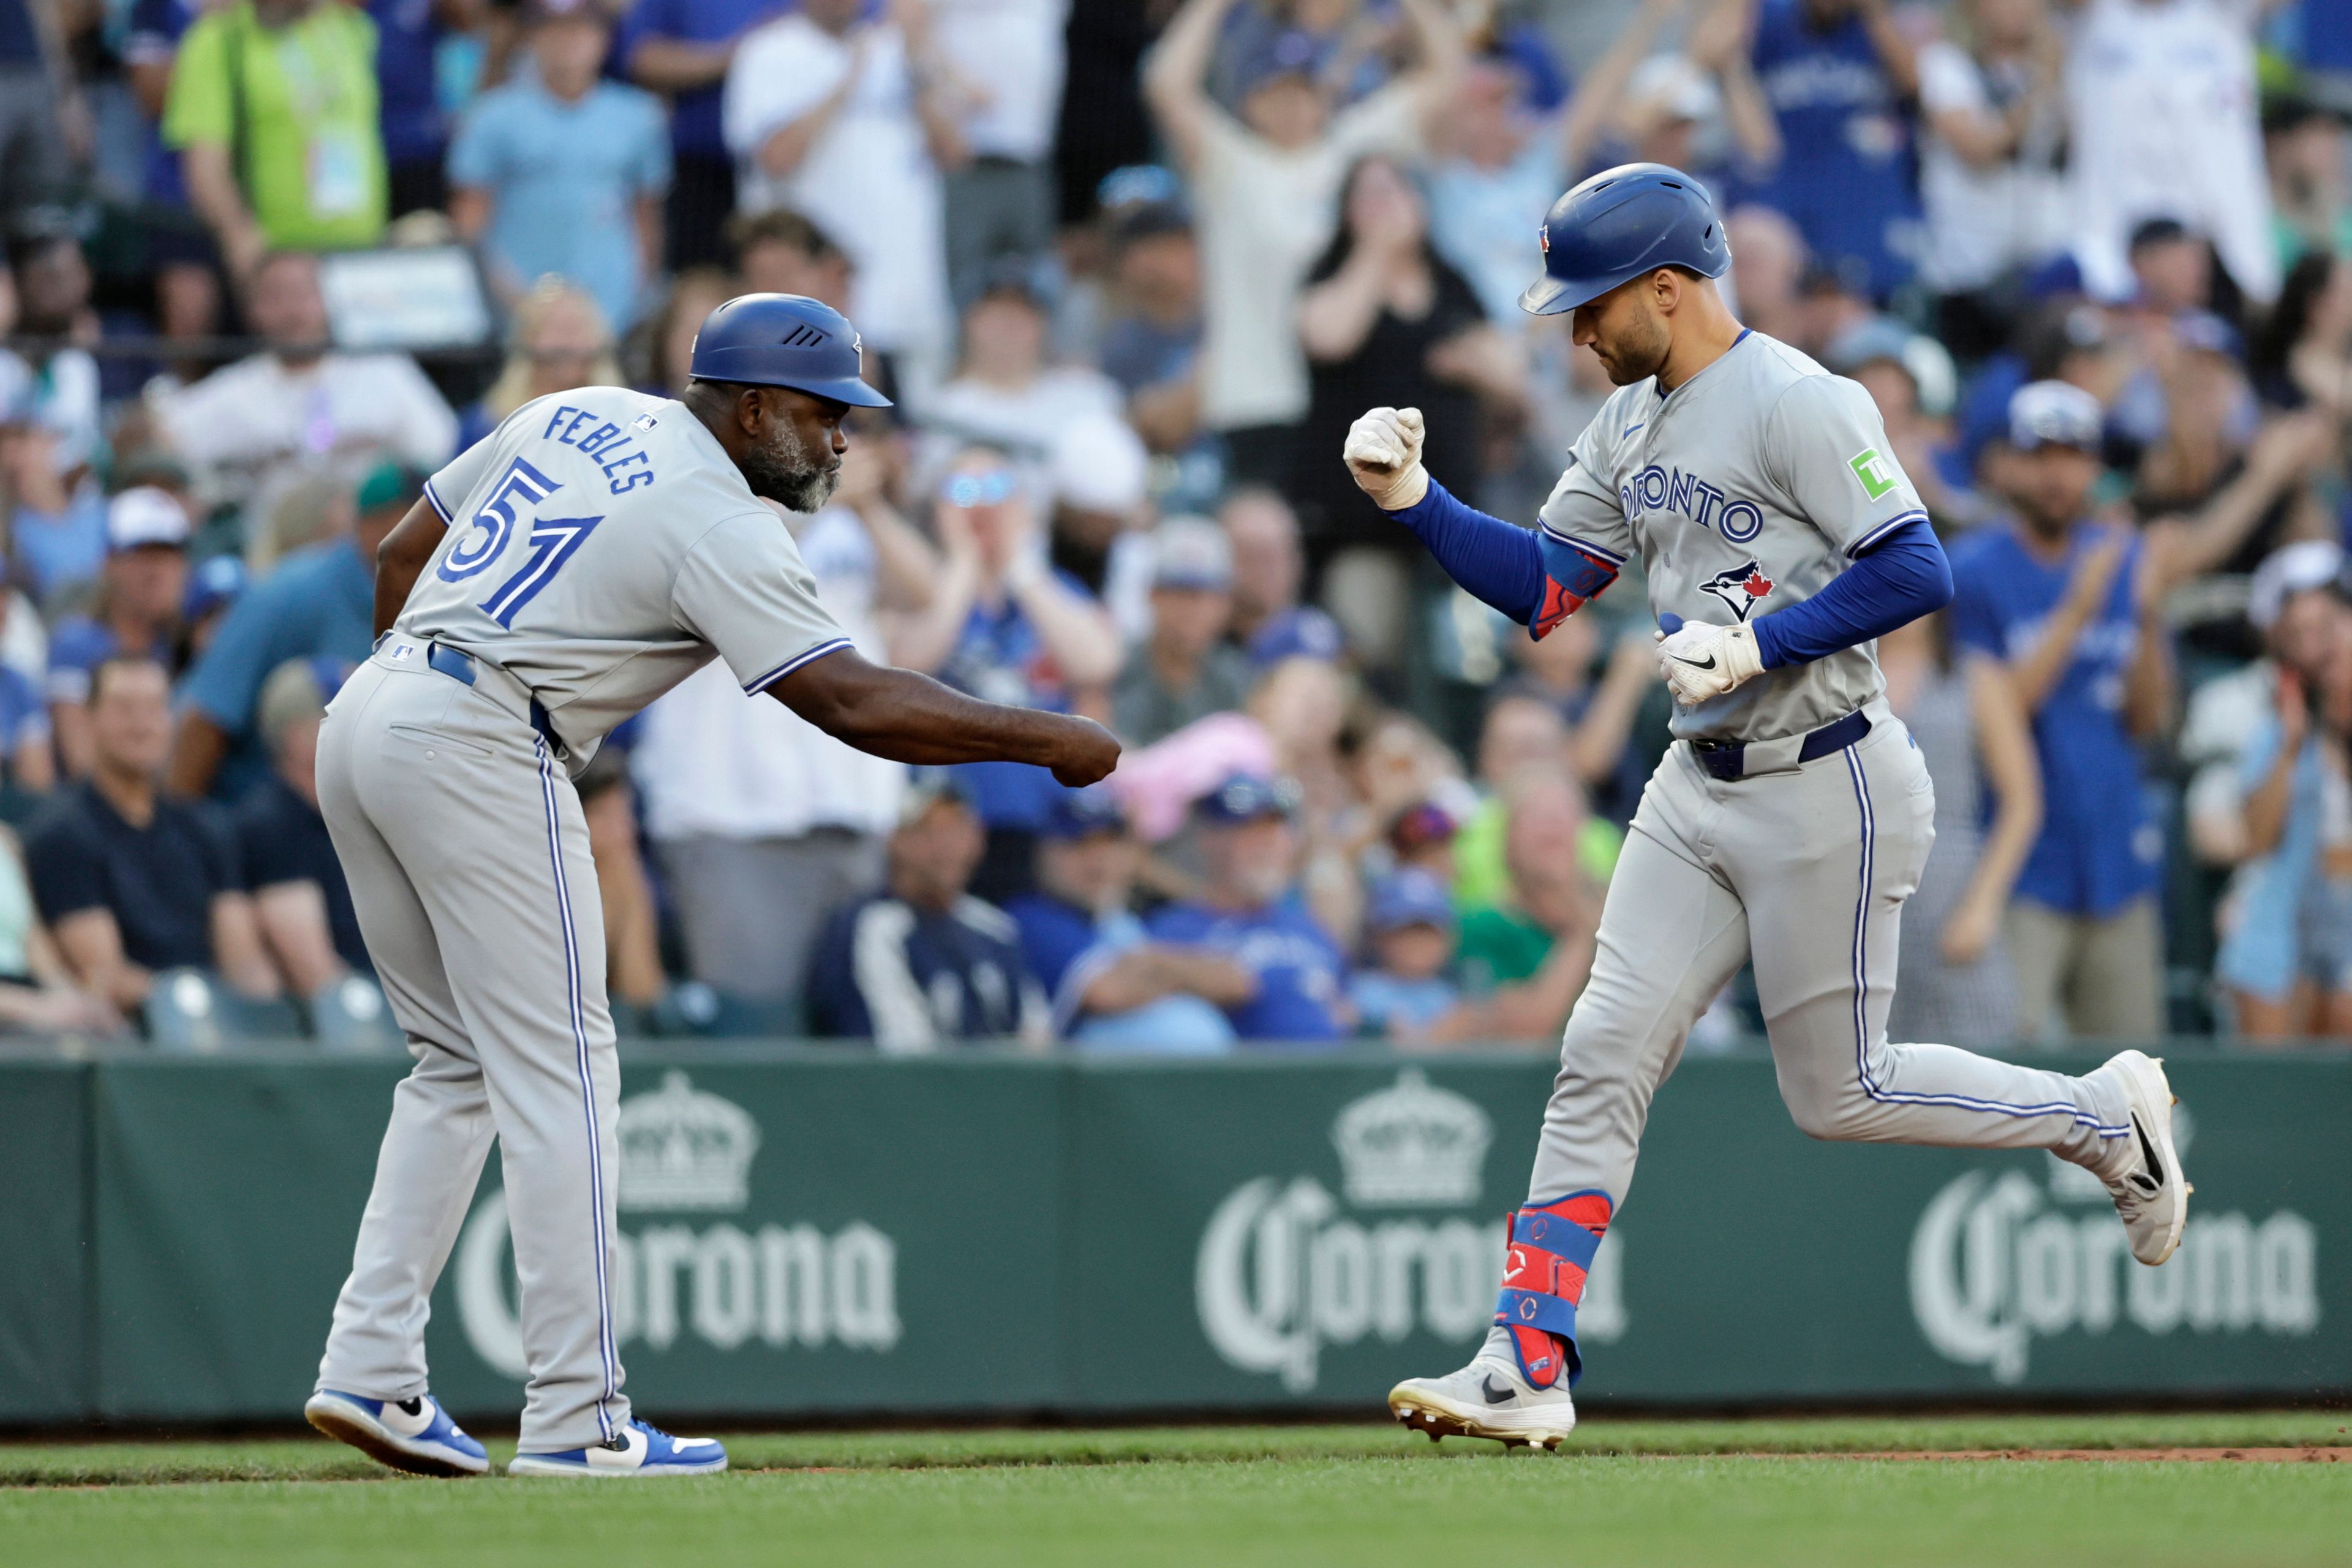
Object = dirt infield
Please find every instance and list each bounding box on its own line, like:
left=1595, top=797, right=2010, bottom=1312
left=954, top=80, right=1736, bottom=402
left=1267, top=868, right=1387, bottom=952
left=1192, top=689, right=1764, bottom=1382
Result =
left=1813, top=1447, right=2352, bottom=1463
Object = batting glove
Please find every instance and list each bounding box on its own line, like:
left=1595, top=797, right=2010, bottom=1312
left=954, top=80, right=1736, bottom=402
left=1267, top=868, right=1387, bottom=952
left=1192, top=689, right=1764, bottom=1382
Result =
left=1343, top=405, right=1430, bottom=511
left=1657, top=619, right=1763, bottom=704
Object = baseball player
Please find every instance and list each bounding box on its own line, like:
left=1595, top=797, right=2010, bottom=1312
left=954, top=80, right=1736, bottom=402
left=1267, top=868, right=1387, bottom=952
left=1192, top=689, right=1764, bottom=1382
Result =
left=301, top=294, right=1118, bottom=1479
left=1353, top=167, right=2188, bottom=1448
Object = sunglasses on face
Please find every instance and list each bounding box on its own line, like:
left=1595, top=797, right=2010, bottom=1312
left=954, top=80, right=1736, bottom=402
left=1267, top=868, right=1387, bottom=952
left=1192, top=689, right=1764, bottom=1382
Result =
left=940, top=470, right=1019, bottom=508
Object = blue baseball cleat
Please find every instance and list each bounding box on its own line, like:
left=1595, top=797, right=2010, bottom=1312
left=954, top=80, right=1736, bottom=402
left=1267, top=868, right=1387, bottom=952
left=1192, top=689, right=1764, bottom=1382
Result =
left=507, top=1420, right=728, bottom=1479
left=304, top=1389, right=489, bottom=1477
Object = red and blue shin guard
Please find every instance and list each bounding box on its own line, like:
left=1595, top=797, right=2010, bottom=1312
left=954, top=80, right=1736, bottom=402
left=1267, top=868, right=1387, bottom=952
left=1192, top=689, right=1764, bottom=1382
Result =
left=1493, top=1191, right=1612, bottom=1389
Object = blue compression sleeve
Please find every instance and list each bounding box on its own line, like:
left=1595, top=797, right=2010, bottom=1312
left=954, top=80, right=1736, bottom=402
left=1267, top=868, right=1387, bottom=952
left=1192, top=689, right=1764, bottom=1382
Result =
left=1750, top=520, right=1953, bottom=670
left=1382, top=479, right=1546, bottom=625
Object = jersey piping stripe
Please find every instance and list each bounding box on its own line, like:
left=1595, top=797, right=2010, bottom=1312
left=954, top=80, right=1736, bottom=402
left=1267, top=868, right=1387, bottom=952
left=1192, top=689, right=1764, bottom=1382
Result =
left=536, top=735, right=624, bottom=1440
left=422, top=478, right=456, bottom=524
left=1537, top=524, right=1627, bottom=565
left=1846, top=509, right=1930, bottom=558
left=1842, top=746, right=2130, bottom=1134
left=742, top=636, right=854, bottom=696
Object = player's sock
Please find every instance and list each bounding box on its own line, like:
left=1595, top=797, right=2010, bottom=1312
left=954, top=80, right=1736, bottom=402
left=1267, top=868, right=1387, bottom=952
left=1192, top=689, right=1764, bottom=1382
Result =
left=1494, top=1191, right=1612, bottom=1389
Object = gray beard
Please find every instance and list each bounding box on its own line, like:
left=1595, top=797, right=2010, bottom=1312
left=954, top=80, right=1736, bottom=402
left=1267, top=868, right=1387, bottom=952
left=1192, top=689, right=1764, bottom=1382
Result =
left=737, top=421, right=837, bottom=513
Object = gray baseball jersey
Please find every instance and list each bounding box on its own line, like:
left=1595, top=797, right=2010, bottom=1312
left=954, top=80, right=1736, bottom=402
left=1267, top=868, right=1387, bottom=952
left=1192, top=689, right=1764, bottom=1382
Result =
left=1536, top=330, right=1926, bottom=742
left=405, top=387, right=852, bottom=769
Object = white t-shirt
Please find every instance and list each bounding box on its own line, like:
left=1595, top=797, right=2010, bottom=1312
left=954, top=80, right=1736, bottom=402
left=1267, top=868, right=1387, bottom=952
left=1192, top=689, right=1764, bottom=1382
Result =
left=2066, top=0, right=2277, bottom=303
left=917, top=365, right=1126, bottom=496
left=1915, top=40, right=2068, bottom=293
left=633, top=505, right=906, bottom=842
left=929, top=0, right=1068, bottom=162
left=1189, top=85, right=1422, bottom=429
left=723, top=17, right=952, bottom=358
left=153, top=350, right=458, bottom=478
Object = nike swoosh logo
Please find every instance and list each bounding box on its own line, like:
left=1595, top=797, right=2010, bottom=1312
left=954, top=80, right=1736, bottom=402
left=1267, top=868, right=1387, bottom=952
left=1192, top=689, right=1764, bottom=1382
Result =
left=2129, top=1112, right=2165, bottom=1193
left=1480, top=1376, right=1516, bottom=1405
left=1672, top=654, right=1717, bottom=670
left=1622, top=423, right=1646, bottom=437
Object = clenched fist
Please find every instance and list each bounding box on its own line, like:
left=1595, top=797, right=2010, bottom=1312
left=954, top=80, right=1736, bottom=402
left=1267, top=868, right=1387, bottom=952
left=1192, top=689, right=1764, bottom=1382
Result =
left=1343, top=405, right=1430, bottom=511
left=1656, top=619, right=1763, bottom=705
left=1046, top=715, right=1123, bottom=787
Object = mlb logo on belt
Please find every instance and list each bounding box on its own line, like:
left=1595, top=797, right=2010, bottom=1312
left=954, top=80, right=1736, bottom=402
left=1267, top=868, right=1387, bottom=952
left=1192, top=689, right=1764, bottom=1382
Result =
left=1698, top=559, right=1774, bottom=622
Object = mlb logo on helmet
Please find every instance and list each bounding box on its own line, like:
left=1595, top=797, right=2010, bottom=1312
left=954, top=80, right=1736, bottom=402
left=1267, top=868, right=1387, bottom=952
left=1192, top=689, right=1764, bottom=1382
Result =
left=1698, top=559, right=1774, bottom=622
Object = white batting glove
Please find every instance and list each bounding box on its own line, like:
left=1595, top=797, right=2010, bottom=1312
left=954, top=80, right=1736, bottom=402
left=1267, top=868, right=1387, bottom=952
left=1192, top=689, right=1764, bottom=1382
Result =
left=1343, top=405, right=1430, bottom=511
left=1656, top=619, right=1763, bottom=705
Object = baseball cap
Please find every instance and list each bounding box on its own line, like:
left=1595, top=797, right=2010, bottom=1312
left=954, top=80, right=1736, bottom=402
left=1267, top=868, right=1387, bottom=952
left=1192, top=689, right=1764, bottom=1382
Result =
left=2249, top=540, right=2347, bottom=631
left=1365, top=869, right=1455, bottom=935
left=355, top=459, right=426, bottom=516
left=1152, top=516, right=1232, bottom=592
left=2007, top=380, right=2105, bottom=453
left=896, top=771, right=973, bottom=830
left=1040, top=787, right=1127, bottom=840
left=1387, top=799, right=1459, bottom=855
left=1194, top=773, right=1300, bottom=826
left=184, top=553, right=247, bottom=620
left=971, top=254, right=1058, bottom=312
left=1626, top=53, right=1719, bottom=124
left=107, top=485, right=192, bottom=551
left=1096, top=164, right=1184, bottom=215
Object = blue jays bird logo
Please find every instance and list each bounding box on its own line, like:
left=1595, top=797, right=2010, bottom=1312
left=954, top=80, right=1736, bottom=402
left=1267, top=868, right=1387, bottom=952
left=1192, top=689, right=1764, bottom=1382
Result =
left=1698, top=559, right=1775, bottom=622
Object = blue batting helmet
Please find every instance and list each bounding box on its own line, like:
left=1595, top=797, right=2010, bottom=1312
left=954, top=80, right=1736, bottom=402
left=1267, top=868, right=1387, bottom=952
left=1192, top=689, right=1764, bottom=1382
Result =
left=1520, top=163, right=1730, bottom=316
left=687, top=293, right=893, bottom=408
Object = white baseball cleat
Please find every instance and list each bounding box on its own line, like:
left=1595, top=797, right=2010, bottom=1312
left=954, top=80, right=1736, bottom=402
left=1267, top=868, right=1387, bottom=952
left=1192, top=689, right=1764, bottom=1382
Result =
left=304, top=1389, right=489, bottom=1477
left=507, top=1420, right=728, bottom=1479
left=2090, top=1049, right=2190, bottom=1266
left=1389, top=1352, right=1576, bottom=1450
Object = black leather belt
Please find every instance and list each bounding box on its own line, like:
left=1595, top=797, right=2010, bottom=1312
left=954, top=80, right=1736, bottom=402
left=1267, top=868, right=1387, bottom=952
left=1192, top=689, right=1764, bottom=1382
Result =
left=1690, top=710, right=1871, bottom=782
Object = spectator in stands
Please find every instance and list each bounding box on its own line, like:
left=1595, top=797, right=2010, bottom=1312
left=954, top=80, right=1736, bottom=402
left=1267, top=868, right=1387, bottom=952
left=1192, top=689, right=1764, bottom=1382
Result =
left=169, top=460, right=416, bottom=801
left=618, top=0, right=767, bottom=268
left=8, top=227, right=102, bottom=480
left=0, top=402, right=107, bottom=603
left=1882, top=611, right=2041, bottom=1049
left=1348, top=867, right=1461, bottom=1040
left=1219, top=486, right=1343, bottom=666
left=635, top=265, right=739, bottom=396
left=922, top=262, right=1133, bottom=486
left=633, top=437, right=933, bottom=1006
left=1447, top=775, right=1600, bottom=1042
left=1006, top=787, right=1248, bottom=1050
left=1098, top=200, right=1205, bottom=456
left=26, top=655, right=277, bottom=1011
left=0, top=0, right=81, bottom=226
left=1722, top=202, right=1807, bottom=344
left=1722, top=0, right=1921, bottom=298
left=724, top=0, right=960, bottom=366
left=2265, top=96, right=2352, bottom=270
left=459, top=277, right=625, bottom=450
left=1828, top=318, right=1983, bottom=529
left=449, top=0, right=671, bottom=331
left=1912, top=0, right=2068, bottom=356
left=806, top=776, right=1049, bottom=1050
left=1113, top=517, right=1253, bottom=747
left=1950, top=382, right=2171, bottom=1039
left=1294, top=151, right=1525, bottom=595
left=149, top=251, right=458, bottom=499
left=1498, top=612, right=1656, bottom=825
left=1143, top=0, right=1461, bottom=489
left=47, top=487, right=190, bottom=780
left=733, top=208, right=854, bottom=311
left=0, top=586, right=43, bottom=794
left=2248, top=250, right=2352, bottom=413
left=238, top=657, right=367, bottom=994
left=120, top=0, right=225, bottom=388
left=929, top=0, right=1068, bottom=306
left=0, top=821, right=119, bottom=1036
left=891, top=443, right=1121, bottom=898
left=368, top=0, right=464, bottom=219
left=1146, top=774, right=1348, bottom=1043
left=165, top=0, right=387, bottom=277
left=2067, top=0, right=2277, bottom=306
left=1453, top=693, right=1623, bottom=908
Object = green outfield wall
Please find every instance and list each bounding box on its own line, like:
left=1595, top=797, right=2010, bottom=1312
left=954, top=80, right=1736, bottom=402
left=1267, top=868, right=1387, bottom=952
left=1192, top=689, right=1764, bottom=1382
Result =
left=1, top=1049, right=2343, bottom=1425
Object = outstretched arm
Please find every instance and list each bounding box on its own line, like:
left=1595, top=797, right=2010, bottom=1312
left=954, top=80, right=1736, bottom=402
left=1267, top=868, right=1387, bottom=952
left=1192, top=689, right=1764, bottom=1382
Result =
left=769, top=645, right=1120, bottom=784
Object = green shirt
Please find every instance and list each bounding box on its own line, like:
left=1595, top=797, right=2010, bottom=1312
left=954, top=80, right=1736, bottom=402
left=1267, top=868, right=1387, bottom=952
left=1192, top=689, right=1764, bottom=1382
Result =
left=1456, top=905, right=1556, bottom=992
left=164, top=2, right=385, bottom=252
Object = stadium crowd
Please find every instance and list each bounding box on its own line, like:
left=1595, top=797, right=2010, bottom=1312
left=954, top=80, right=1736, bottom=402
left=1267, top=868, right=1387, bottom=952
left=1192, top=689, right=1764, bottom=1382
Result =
left=5, top=0, right=2352, bottom=1050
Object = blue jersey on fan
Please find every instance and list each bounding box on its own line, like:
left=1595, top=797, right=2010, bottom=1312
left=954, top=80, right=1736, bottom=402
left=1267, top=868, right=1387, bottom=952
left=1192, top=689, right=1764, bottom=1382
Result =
left=1145, top=894, right=1346, bottom=1044
left=1741, top=0, right=1918, bottom=296
left=1948, top=521, right=2161, bottom=918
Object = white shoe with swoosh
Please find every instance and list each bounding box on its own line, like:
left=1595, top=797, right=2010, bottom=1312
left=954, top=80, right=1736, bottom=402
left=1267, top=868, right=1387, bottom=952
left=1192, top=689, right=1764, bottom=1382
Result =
left=1388, top=1352, right=1577, bottom=1449
left=2091, top=1049, right=2190, bottom=1266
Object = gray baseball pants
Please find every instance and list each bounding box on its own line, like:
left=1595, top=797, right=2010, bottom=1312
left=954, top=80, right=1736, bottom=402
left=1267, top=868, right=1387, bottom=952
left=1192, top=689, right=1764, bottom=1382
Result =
left=312, top=646, right=630, bottom=1452
left=1526, top=703, right=2134, bottom=1214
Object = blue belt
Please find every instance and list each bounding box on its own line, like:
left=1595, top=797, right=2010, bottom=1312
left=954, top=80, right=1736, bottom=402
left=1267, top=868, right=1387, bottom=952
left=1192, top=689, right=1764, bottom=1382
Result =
left=417, top=640, right=559, bottom=752
left=1690, top=710, right=1871, bottom=782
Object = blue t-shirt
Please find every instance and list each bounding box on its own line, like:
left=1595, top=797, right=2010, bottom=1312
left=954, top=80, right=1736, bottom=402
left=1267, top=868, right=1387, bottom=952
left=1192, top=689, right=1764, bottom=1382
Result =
left=616, top=0, right=784, bottom=159
left=446, top=77, right=671, bottom=330
left=2214, top=714, right=2322, bottom=1000
left=366, top=0, right=447, bottom=167
left=1348, top=969, right=1458, bottom=1036
left=1005, top=891, right=1235, bottom=1050
left=1145, top=894, right=1346, bottom=1044
left=181, top=538, right=377, bottom=799
left=1741, top=0, right=1919, bottom=297
left=1948, top=522, right=2162, bottom=916
left=9, top=486, right=109, bottom=599
left=939, top=577, right=1096, bottom=832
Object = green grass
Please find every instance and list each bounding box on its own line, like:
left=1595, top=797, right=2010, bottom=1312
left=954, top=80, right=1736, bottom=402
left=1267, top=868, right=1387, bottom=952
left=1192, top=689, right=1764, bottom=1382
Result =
left=4, top=1416, right=2348, bottom=1567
